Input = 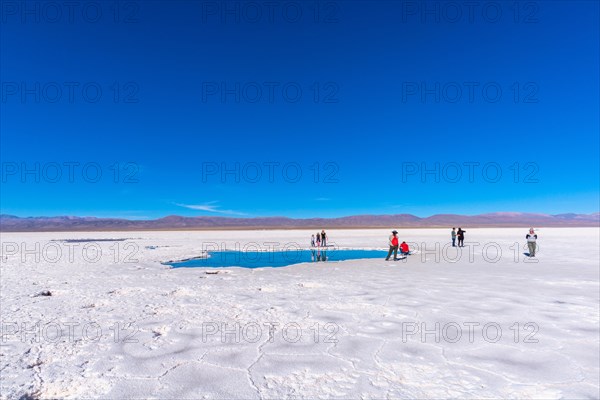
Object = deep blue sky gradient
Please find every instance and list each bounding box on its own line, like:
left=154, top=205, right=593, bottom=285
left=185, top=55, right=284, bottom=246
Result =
left=1, top=0, right=598, bottom=218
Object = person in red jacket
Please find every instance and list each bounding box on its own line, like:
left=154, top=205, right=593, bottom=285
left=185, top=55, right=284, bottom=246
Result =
left=400, top=241, right=410, bottom=256
left=385, top=230, right=399, bottom=261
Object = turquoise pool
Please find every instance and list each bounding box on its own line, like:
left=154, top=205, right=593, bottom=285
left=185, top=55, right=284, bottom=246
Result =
left=169, top=249, right=390, bottom=268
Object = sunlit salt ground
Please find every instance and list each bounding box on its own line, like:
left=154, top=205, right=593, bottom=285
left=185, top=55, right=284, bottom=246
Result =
left=0, top=228, right=598, bottom=399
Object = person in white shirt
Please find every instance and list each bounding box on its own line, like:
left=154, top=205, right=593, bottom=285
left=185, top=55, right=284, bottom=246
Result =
left=526, top=228, right=538, bottom=257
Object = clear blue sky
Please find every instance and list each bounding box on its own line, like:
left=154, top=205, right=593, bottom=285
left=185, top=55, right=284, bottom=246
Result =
left=1, top=1, right=598, bottom=218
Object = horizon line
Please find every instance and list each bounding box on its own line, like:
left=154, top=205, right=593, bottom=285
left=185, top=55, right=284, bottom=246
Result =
left=2, top=211, right=599, bottom=221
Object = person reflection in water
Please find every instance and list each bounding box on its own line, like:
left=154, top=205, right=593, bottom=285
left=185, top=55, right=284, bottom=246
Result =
left=311, top=248, right=327, bottom=262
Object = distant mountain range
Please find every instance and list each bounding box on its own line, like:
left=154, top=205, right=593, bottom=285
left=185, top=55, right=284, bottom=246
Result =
left=1, top=212, right=598, bottom=232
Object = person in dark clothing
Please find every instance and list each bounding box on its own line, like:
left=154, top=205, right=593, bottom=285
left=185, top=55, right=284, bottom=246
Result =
left=321, top=230, right=327, bottom=247
left=457, top=228, right=466, bottom=247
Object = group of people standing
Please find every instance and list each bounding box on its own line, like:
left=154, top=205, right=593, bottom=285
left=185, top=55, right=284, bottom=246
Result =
left=451, top=227, right=466, bottom=247
left=309, top=226, right=539, bottom=262
left=385, top=230, right=410, bottom=261
left=385, top=227, right=539, bottom=260
left=311, top=230, right=328, bottom=247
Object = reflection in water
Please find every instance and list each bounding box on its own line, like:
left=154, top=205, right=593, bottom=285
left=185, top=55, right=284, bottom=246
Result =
left=310, top=249, right=327, bottom=262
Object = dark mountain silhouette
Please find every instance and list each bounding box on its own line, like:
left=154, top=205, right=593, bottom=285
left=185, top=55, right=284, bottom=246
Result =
left=0, top=212, right=598, bottom=232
